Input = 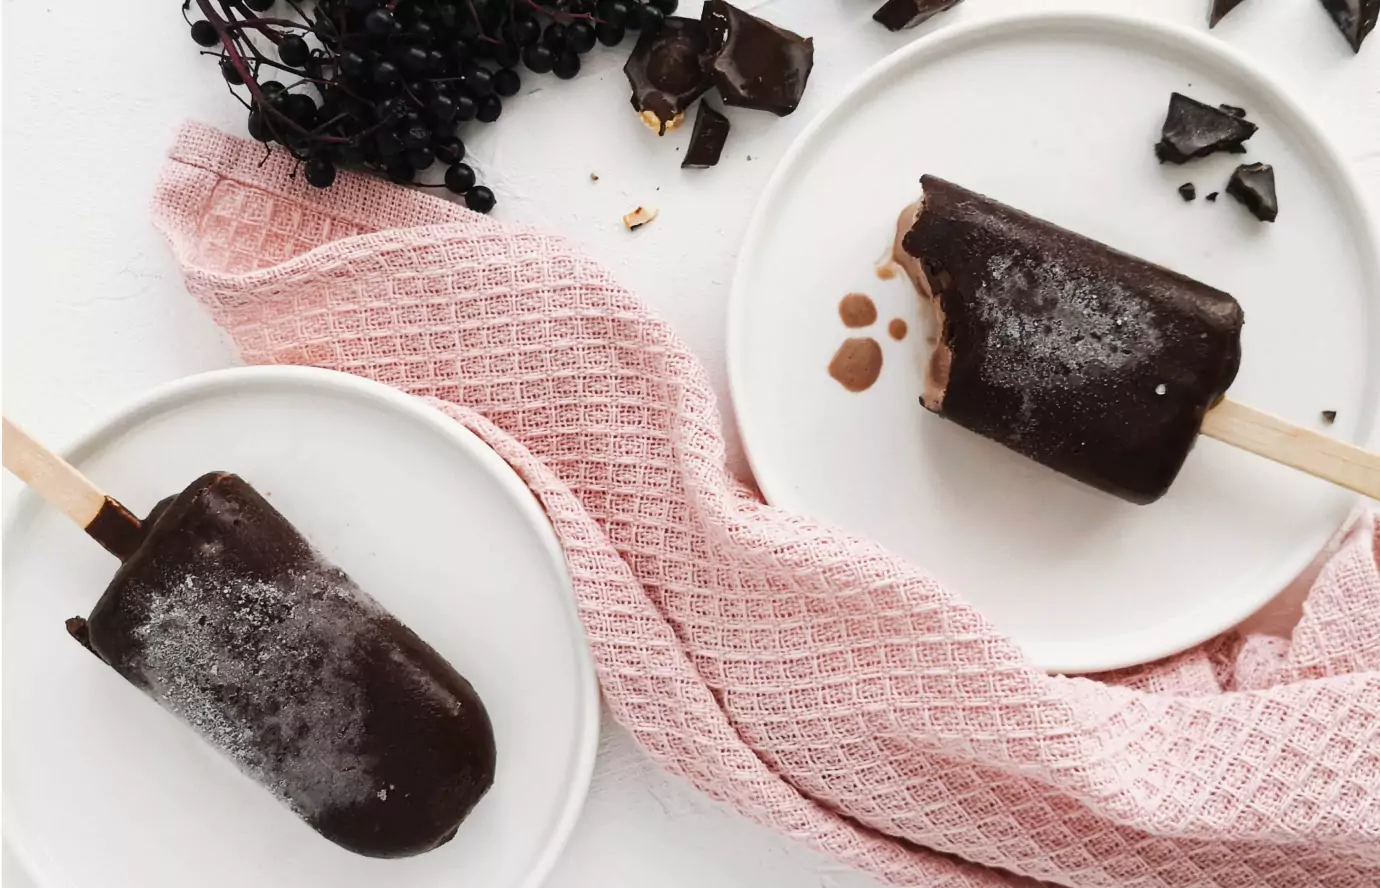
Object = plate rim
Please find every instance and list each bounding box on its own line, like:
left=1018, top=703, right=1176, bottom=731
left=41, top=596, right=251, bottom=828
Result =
left=725, top=10, right=1380, bottom=673
left=2, top=364, right=600, bottom=888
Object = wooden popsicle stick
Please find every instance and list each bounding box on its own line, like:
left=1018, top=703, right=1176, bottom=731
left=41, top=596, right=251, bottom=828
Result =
left=2, top=417, right=143, bottom=559
left=1201, top=399, right=1380, bottom=500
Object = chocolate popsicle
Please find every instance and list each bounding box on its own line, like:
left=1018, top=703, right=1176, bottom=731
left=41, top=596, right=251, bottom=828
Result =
left=894, top=177, right=1244, bottom=504
left=68, top=471, right=496, bottom=858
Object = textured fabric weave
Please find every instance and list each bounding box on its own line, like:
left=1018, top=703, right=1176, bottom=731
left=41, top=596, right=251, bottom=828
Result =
left=152, top=123, right=1380, bottom=888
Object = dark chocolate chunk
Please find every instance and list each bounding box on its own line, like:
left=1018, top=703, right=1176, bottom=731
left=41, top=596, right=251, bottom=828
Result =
left=1154, top=92, right=1258, bottom=163
left=1322, top=409, right=1338, bottom=424
left=1206, top=191, right=1220, bottom=202
left=682, top=101, right=730, bottom=168
left=624, top=17, right=713, bottom=135
left=1210, top=0, right=1251, bottom=27
left=1320, top=0, right=1378, bottom=51
left=1179, top=182, right=1197, bottom=201
left=702, top=0, right=814, bottom=116
left=872, top=0, right=965, bottom=31
left=1226, top=162, right=1278, bottom=222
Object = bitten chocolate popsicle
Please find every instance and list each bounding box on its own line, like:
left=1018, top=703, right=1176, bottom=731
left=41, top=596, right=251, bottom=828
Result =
left=1, top=420, right=496, bottom=859
left=891, top=178, right=1380, bottom=503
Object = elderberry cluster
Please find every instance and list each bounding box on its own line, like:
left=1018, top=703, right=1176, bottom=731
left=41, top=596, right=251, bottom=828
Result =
left=185, top=0, right=679, bottom=213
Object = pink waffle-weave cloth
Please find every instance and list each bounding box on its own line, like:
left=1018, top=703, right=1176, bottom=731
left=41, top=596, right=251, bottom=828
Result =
left=151, top=122, right=1380, bottom=888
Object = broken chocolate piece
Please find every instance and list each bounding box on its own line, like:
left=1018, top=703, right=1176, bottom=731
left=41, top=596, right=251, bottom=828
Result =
left=1226, top=163, right=1278, bottom=222
left=625, top=17, right=713, bottom=136
left=702, top=0, right=814, bottom=116
left=682, top=101, right=730, bottom=168
left=1322, top=410, right=1338, bottom=424
left=1206, top=191, right=1220, bottom=202
left=872, top=0, right=965, bottom=31
left=1321, top=0, right=1378, bottom=51
left=1210, top=0, right=1251, bottom=27
left=1179, top=183, right=1197, bottom=201
left=1155, top=93, right=1258, bottom=163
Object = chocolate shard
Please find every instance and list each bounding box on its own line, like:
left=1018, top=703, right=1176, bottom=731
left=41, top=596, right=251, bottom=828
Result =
left=624, top=17, right=713, bottom=135
left=702, top=0, right=814, bottom=116
left=1206, top=191, right=1220, bottom=202
left=1210, top=0, right=1251, bottom=27
left=682, top=101, right=731, bottom=168
left=1155, top=93, right=1258, bottom=163
left=1321, top=0, right=1379, bottom=51
left=1226, top=162, right=1278, bottom=222
left=1178, top=183, right=1197, bottom=201
left=1322, top=409, right=1338, bottom=424
left=872, top=0, right=965, bottom=31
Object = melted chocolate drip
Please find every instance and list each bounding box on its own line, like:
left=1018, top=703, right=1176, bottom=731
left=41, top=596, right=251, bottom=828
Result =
left=702, top=0, right=814, bottom=116
left=1226, top=162, right=1278, bottom=222
left=624, top=18, right=713, bottom=135
left=682, top=101, right=731, bottom=168
left=1154, top=93, right=1257, bottom=164
left=901, top=177, right=1244, bottom=504
left=78, top=473, right=496, bottom=857
left=872, top=0, right=965, bottom=31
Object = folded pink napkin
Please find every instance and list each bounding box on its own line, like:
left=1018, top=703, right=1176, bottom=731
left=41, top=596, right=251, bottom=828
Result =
left=153, top=122, right=1380, bottom=888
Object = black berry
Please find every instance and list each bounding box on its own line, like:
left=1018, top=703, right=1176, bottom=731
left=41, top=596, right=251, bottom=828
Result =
left=599, top=0, right=630, bottom=27
left=552, top=50, right=581, bottom=80
left=639, top=6, right=666, bottom=34
left=511, top=18, right=541, bottom=47
left=220, top=59, right=244, bottom=84
left=596, top=22, right=625, bottom=46
left=278, top=34, right=310, bottom=67
left=191, top=20, right=219, bottom=47
left=407, top=146, right=435, bottom=170
left=543, top=23, right=568, bottom=52
left=374, top=60, right=402, bottom=84
left=434, top=138, right=465, bottom=165
left=463, top=64, right=494, bottom=96
left=247, top=109, right=273, bottom=142
left=403, top=124, right=432, bottom=149
left=364, top=9, right=397, bottom=37
left=454, top=93, right=478, bottom=121
left=567, top=22, right=596, bottom=54
left=477, top=94, right=503, bottom=123
left=304, top=155, right=337, bottom=188
left=649, top=0, right=678, bottom=13
left=465, top=185, right=496, bottom=214
left=445, top=162, right=477, bottom=193
left=245, top=0, right=275, bottom=10
left=522, top=44, right=555, bottom=74
left=493, top=67, right=521, bottom=97
left=430, top=94, right=458, bottom=122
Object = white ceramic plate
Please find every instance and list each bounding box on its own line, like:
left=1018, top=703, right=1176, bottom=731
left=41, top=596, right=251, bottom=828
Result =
left=3, top=367, right=598, bottom=888
left=728, top=12, right=1380, bottom=673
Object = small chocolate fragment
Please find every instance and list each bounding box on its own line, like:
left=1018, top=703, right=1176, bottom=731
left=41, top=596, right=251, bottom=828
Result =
left=1210, top=0, right=1251, bottom=27
left=1219, top=103, right=1248, bottom=118
left=682, top=102, right=731, bottom=168
left=625, top=18, right=713, bottom=136
left=1206, top=192, right=1220, bottom=202
left=1320, top=0, right=1378, bottom=51
left=623, top=205, right=659, bottom=230
left=1179, top=183, right=1197, bottom=201
left=1226, top=162, right=1278, bottom=222
left=1322, top=409, right=1338, bottom=424
left=1155, top=93, right=1257, bottom=163
left=702, top=0, right=814, bottom=116
left=872, top=0, right=965, bottom=31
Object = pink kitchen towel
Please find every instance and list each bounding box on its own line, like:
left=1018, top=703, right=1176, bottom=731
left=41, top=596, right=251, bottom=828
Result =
left=152, top=122, right=1380, bottom=888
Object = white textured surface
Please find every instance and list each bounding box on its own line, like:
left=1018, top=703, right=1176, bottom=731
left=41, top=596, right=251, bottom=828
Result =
left=3, top=0, right=1378, bottom=885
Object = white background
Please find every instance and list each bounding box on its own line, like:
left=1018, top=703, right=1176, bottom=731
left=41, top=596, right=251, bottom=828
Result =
left=4, top=0, right=1378, bottom=886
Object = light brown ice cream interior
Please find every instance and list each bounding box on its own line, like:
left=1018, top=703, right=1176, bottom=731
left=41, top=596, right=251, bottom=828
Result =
left=893, top=198, right=950, bottom=411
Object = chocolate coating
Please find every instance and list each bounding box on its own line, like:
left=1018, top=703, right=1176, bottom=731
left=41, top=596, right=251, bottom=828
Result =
left=872, top=0, right=965, bottom=31
left=1321, top=0, right=1378, bottom=51
left=76, top=473, right=496, bottom=857
left=901, top=177, right=1244, bottom=504
left=624, top=17, right=713, bottom=135
left=682, top=101, right=730, bottom=168
left=702, top=0, right=814, bottom=116
left=1154, top=92, right=1257, bottom=164
left=1226, top=162, right=1278, bottom=222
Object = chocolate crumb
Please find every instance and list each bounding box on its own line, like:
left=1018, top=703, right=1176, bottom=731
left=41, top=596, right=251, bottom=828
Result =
left=590, top=173, right=600, bottom=182
left=1322, top=410, right=1337, bottom=424
left=682, top=101, right=730, bottom=168
left=1179, top=182, right=1197, bottom=201
left=1206, top=191, right=1219, bottom=202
